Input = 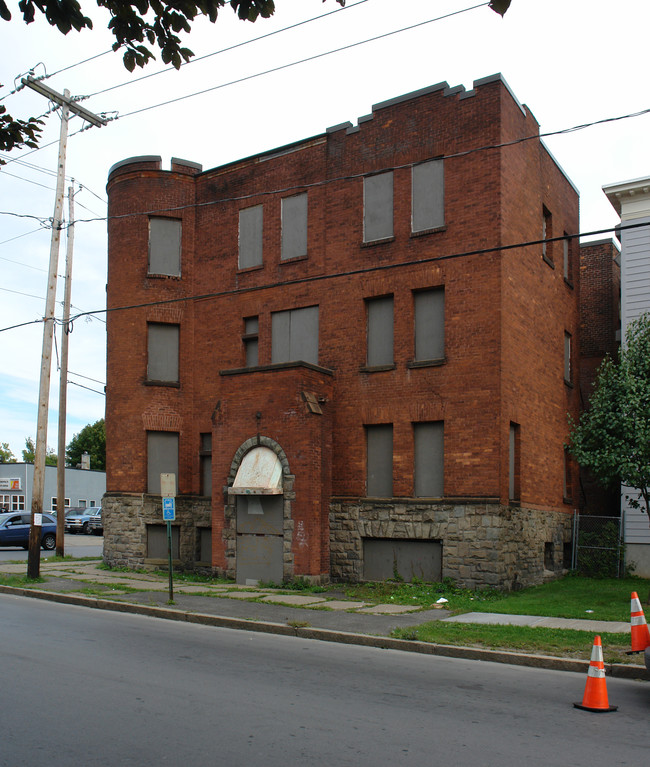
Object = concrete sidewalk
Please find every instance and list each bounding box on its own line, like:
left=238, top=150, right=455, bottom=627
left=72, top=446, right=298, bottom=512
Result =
left=0, top=558, right=646, bottom=679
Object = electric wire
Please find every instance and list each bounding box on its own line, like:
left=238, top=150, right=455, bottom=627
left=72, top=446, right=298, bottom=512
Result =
left=0, top=227, right=46, bottom=248
left=114, top=3, right=489, bottom=120
left=68, top=380, right=105, bottom=396
left=87, top=0, right=371, bottom=98
left=2, top=219, right=635, bottom=334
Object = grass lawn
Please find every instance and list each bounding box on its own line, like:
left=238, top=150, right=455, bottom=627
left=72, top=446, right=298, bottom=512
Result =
left=345, top=574, right=650, bottom=622
left=390, top=623, right=636, bottom=664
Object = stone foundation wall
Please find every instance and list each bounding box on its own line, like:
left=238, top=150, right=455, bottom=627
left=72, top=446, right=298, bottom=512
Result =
left=103, top=493, right=211, bottom=571
left=330, top=499, right=573, bottom=590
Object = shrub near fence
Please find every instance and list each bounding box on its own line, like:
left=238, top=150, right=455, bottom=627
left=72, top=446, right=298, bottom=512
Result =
left=572, top=513, right=624, bottom=578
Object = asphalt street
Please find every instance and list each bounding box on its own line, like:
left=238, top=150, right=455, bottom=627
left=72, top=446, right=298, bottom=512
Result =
left=2, top=594, right=648, bottom=767
left=0, top=533, right=103, bottom=561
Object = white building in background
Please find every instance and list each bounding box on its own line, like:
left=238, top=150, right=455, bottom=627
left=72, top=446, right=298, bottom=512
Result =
left=0, top=463, right=105, bottom=513
left=604, top=176, right=650, bottom=576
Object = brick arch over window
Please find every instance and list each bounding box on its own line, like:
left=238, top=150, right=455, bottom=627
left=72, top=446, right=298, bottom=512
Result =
left=222, top=435, right=295, bottom=581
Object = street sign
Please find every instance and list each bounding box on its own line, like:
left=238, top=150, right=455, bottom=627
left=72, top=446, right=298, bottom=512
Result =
left=160, top=473, right=176, bottom=498
left=163, top=497, right=176, bottom=521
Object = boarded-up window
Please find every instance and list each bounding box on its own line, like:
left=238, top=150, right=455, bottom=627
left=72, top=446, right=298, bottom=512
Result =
left=412, top=159, right=444, bottom=232
left=149, top=218, right=181, bottom=276
left=509, top=422, right=520, bottom=502
left=147, top=323, right=179, bottom=383
left=239, top=204, right=263, bottom=268
left=366, top=296, right=393, bottom=366
left=366, top=424, right=393, bottom=497
left=281, top=193, right=308, bottom=260
left=364, top=172, right=393, bottom=242
left=363, top=539, right=442, bottom=582
left=414, top=288, right=445, bottom=361
left=414, top=421, right=444, bottom=497
left=147, top=524, right=179, bottom=559
left=243, top=316, right=259, bottom=367
left=200, top=433, right=212, bottom=496
left=564, top=331, right=572, bottom=383
left=147, top=432, right=179, bottom=494
left=199, top=527, right=212, bottom=563
left=271, top=306, right=319, bottom=365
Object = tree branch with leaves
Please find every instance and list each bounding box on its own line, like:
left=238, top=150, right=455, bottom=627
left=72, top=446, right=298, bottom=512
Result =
left=568, top=312, right=650, bottom=525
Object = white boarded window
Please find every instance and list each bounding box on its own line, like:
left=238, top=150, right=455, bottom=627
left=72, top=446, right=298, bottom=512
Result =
left=364, top=172, right=393, bottom=242
left=281, top=193, right=308, bottom=260
left=147, top=432, right=179, bottom=494
left=147, top=323, right=179, bottom=383
left=414, top=422, right=444, bottom=497
left=414, top=288, right=445, bottom=361
left=149, top=218, right=181, bottom=276
left=366, top=424, right=393, bottom=497
left=412, top=160, right=444, bottom=232
left=366, top=296, right=393, bottom=367
left=271, top=306, right=319, bottom=365
left=239, top=205, right=263, bottom=268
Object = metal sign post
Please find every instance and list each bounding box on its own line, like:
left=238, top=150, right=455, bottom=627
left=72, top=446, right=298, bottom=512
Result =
left=161, top=473, right=176, bottom=602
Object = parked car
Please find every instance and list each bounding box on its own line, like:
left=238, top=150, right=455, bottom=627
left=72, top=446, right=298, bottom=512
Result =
left=64, top=507, right=95, bottom=535
left=0, top=512, right=57, bottom=550
left=87, top=507, right=103, bottom=536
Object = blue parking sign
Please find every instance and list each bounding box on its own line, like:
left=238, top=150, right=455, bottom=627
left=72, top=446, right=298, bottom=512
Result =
left=163, top=497, right=175, bottom=521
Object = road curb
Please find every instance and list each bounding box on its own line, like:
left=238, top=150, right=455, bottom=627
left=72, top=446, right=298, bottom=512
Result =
left=1, top=584, right=647, bottom=680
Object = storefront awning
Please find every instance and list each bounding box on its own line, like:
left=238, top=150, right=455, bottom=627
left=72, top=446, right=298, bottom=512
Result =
left=229, top=446, right=283, bottom=495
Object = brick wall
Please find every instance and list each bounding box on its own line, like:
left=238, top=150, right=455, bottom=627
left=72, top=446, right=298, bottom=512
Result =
left=105, top=75, right=580, bottom=586
left=577, top=239, right=621, bottom=516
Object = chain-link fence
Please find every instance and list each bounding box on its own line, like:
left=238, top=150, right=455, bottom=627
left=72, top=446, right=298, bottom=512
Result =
left=571, top=512, right=624, bottom=577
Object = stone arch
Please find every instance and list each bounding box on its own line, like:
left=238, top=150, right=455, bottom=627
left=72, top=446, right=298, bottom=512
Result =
left=223, top=435, right=295, bottom=582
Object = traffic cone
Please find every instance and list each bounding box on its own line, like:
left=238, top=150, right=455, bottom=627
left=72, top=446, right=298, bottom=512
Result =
left=629, top=591, right=650, bottom=653
left=573, top=636, right=617, bottom=713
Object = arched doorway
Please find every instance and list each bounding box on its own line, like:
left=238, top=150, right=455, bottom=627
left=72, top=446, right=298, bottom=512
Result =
left=228, top=443, right=289, bottom=585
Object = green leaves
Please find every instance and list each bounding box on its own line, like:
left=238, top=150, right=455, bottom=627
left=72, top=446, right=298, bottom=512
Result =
left=568, top=312, right=650, bottom=523
left=488, top=0, right=512, bottom=17
left=66, top=419, right=106, bottom=470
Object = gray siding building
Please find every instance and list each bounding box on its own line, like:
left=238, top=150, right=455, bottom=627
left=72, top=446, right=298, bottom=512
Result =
left=0, top=463, right=106, bottom=513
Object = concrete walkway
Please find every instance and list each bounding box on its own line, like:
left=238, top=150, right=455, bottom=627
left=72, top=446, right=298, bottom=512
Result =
left=0, top=558, right=646, bottom=679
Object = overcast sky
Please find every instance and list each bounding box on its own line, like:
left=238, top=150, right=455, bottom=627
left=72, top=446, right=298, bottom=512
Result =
left=1, top=0, right=649, bottom=460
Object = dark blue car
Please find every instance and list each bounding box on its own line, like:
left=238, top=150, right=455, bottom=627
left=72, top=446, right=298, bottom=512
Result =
left=0, top=512, right=57, bottom=550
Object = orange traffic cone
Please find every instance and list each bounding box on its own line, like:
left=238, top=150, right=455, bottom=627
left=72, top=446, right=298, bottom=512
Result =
left=573, top=636, right=617, bottom=713
left=629, top=591, right=650, bottom=653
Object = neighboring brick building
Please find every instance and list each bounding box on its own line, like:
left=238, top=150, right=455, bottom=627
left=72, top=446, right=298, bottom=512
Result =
left=578, top=239, right=621, bottom=517
left=104, top=74, right=580, bottom=589
left=604, top=177, right=650, bottom=576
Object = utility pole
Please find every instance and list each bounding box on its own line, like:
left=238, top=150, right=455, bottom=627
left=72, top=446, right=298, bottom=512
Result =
left=23, top=77, right=107, bottom=578
left=56, top=185, right=76, bottom=557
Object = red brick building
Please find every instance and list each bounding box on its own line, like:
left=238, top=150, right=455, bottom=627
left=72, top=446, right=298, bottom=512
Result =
left=578, top=239, right=621, bottom=516
left=104, top=74, right=580, bottom=588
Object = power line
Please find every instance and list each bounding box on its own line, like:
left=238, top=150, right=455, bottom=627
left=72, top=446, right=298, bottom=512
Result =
left=22, top=101, right=644, bottom=230
left=68, top=380, right=105, bottom=396
left=1, top=219, right=634, bottom=335
left=3, top=98, right=650, bottom=231
left=86, top=0, right=371, bottom=99
left=114, top=3, right=489, bottom=121
left=0, top=168, right=57, bottom=191
left=0, top=227, right=46, bottom=248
